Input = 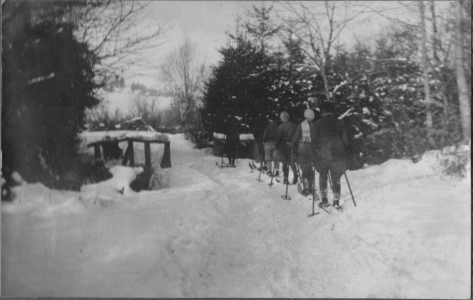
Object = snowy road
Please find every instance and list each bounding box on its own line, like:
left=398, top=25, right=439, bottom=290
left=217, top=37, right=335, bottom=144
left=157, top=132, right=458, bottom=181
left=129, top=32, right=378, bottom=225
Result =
left=1, top=134, right=470, bottom=297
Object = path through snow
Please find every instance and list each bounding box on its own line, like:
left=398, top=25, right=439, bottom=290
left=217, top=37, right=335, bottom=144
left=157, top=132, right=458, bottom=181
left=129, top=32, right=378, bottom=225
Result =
left=1, top=134, right=470, bottom=297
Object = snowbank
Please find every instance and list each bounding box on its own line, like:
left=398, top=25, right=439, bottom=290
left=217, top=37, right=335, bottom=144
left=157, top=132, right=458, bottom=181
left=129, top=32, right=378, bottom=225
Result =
left=79, top=131, right=170, bottom=155
left=81, top=131, right=169, bottom=144
left=1, top=133, right=470, bottom=298
left=80, top=165, right=144, bottom=201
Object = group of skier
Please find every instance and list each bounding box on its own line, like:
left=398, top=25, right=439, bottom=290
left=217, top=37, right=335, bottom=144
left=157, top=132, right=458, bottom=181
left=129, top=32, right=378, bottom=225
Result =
left=221, top=102, right=350, bottom=210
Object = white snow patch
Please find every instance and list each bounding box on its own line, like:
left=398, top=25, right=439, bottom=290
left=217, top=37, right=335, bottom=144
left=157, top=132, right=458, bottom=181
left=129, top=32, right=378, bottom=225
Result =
left=11, top=172, right=25, bottom=185
left=1, top=134, right=470, bottom=298
left=81, top=165, right=144, bottom=198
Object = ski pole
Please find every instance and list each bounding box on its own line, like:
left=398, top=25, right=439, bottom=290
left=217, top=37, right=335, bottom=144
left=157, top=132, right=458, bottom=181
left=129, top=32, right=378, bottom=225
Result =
left=338, top=129, right=356, bottom=207
left=235, top=142, right=239, bottom=164
left=344, top=172, right=356, bottom=207
left=268, top=150, right=279, bottom=188
left=295, top=162, right=302, bottom=182
left=307, top=192, right=319, bottom=217
left=219, top=140, right=225, bottom=168
left=281, top=179, right=291, bottom=200
left=280, top=145, right=292, bottom=200
left=256, top=161, right=263, bottom=182
left=295, top=162, right=305, bottom=193
left=312, top=165, right=318, bottom=201
left=328, top=169, right=333, bottom=189
left=256, top=143, right=264, bottom=182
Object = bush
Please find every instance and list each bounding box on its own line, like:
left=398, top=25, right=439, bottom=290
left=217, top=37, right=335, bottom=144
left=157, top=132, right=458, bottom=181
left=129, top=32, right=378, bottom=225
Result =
left=86, top=103, right=127, bottom=131
left=439, top=144, right=471, bottom=178
left=60, top=156, right=112, bottom=191
left=128, top=96, right=163, bottom=130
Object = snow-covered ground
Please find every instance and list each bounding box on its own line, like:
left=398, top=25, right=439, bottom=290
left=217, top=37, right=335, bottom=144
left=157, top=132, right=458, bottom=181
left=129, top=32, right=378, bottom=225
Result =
left=1, top=134, right=471, bottom=298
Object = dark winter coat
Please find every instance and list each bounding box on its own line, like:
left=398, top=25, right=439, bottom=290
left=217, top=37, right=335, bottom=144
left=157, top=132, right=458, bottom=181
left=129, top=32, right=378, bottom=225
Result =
left=224, top=117, right=240, bottom=155
left=290, top=120, right=316, bottom=148
left=275, top=121, right=297, bottom=148
left=253, top=116, right=267, bottom=162
left=291, top=120, right=316, bottom=181
left=225, top=117, right=240, bottom=142
left=253, top=115, right=267, bottom=143
left=262, top=122, right=279, bottom=144
left=312, top=113, right=349, bottom=163
left=102, top=140, right=122, bottom=160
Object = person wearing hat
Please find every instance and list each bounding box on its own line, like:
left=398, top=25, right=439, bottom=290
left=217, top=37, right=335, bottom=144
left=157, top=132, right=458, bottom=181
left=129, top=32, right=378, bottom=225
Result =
left=224, top=115, right=240, bottom=167
left=290, top=108, right=316, bottom=196
left=262, top=114, right=280, bottom=176
left=275, top=111, right=298, bottom=185
left=313, top=102, right=349, bottom=209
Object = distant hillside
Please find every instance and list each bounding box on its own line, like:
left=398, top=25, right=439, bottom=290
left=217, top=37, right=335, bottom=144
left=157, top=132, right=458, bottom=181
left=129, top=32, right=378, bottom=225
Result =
left=96, top=88, right=173, bottom=116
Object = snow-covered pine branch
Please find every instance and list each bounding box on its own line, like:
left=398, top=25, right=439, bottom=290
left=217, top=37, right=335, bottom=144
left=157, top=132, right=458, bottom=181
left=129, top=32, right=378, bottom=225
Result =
left=338, top=107, right=354, bottom=120
left=331, top=79, right=348, bottom=95
left=27, top=73, right=55, bottom=85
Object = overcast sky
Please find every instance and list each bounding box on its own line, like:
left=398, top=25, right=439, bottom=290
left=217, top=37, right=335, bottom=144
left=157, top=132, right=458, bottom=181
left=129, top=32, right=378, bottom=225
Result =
left=127, top=1, right=417, bottom=88
left=127, top=1, right=254, bottom=87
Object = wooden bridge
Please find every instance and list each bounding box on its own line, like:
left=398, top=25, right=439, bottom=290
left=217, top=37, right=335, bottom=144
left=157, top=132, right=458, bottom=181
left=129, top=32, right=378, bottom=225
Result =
left=87, top=134, right=171, bottom=171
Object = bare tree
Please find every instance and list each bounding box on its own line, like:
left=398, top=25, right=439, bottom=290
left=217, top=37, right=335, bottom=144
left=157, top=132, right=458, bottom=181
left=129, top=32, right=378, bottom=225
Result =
left=129, top=95, right=159, bottom=120
left=279, top=1, right=370, bottom=102
left=159, top=40, right=207, bottom=128
left=454, top=0, right=471, bottom=142
left=74, top=1, right=171, bottom=81
left=363, top=1, right=468, bottom=145
left=417, top=0, right=433, bottom=137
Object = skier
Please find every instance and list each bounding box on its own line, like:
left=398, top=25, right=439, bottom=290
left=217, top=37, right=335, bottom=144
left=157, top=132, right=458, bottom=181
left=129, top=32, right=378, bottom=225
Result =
left=291, top=108, right=316, bottom=196
left=275, top=111, right=298, bottom=185
left=262, top=114, right=280, bottom=176
left=224, top=115, right=240, bottom=167
left=253, top=113, right=267, bottom=171
left=313, top=102, right=349, bottom=209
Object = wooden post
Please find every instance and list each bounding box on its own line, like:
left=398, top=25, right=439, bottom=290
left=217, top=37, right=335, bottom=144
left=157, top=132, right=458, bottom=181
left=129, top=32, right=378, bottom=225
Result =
left=122, top=140, right=135, bottom=167
left=160, top=141, right=171, bottom=169
left=94, top=144, right=102, bottom=162
left=128, top=141, right=134, bottom=167
left=144, top=142, right=151, bottom=172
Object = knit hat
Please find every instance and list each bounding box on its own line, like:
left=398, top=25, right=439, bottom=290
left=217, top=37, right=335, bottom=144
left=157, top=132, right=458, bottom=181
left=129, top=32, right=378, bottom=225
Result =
left=304, top=109, right=315, bottom=120
left=280, top=111, right=290, bottom=122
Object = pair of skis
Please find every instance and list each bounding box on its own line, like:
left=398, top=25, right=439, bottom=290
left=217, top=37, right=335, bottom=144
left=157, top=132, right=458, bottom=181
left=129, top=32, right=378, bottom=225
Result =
left=216, top=162, right=235, bottom=168
left=297, top=184, right=343, bottom=214
left=248, top=161, right=258, bottom=171
left=249, top=162, right=289, bottom=183
left=248, top=161, right=340, bottom=216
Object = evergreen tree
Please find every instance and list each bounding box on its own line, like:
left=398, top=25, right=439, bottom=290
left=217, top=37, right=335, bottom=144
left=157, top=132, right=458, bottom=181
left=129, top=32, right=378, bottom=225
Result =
left=2, top=1, right=99, bottom=185
left=245, top=3, right=279, bottom=53
left=202, top=36, right=274, bottom=134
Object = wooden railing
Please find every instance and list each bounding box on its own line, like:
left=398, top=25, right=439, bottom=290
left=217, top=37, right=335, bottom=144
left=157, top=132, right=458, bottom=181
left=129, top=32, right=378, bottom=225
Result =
left=87, top=138, right=171, bottom=171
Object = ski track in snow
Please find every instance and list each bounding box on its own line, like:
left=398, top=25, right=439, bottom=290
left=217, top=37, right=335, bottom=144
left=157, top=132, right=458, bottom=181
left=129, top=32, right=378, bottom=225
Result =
left=1, top=134, right=470, bottom=298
